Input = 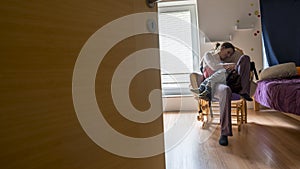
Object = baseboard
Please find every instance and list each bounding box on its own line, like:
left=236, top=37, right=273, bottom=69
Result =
left=162, top=96, right=198, bottom=112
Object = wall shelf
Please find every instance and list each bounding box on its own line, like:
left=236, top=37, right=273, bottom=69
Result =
left=234, top=24, right=254, bottom=31
left=203, top=34, right=232, bottom=43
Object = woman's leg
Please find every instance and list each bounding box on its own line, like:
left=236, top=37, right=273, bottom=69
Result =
left=199, top=69, right=227, bottom=97
left=235, top=55, right=251, bottom=95
left=214, top=84, right=233, bottom=137
left=190, top=70, right=226, bottom=98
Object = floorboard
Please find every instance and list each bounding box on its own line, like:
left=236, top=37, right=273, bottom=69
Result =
left=163, top=109, right=300, bottom=169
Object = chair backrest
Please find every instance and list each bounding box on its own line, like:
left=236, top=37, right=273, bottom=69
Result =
left=250, top=61, right=259, bottom=80
left=189, top=72, right=204, bottom=89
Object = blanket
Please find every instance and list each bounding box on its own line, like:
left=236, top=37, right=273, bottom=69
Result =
left=254, top=76, right=300, bottom=115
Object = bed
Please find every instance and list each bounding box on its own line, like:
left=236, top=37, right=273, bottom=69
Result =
left=254, top=76, right=300, bottom=115
left=253, top=62, right=300, bottom=115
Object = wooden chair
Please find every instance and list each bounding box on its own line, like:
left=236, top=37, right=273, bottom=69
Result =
left=190, top=72, right=247, bottom=131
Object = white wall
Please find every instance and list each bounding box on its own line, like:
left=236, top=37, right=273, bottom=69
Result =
left=197, top=0, right=263, bottom=71
left=162, top=0, right=262, bottom=111
left=196, top=0, right=263, bottom=109
left=163, top=96, right=198, bottom=112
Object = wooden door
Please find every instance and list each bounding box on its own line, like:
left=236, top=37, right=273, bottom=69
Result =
left=0, top=1, right=165, bottom=169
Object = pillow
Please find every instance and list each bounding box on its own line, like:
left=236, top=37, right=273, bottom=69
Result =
left=259, top=62, right=297, bottom=80
left=296, top=67, right=300, bottom=75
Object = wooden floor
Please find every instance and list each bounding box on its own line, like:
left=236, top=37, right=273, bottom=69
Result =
left=163, top=109, right=300, bottom=169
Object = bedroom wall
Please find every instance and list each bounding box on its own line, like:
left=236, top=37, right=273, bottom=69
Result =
left=0, top=1, right=165, bottom=169
left=197, top=0, right=263, bottom=71
left=196, top=0, right=263, bottom=108
left=160, top=0, right=262, bottom=111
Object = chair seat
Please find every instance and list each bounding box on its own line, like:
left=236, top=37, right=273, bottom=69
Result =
left=232, top=93, right=242, bottom=100
left=211, top=93, right=241, bottom=102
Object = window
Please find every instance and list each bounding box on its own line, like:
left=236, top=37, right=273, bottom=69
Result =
left=261, top=34, right=269, bottom=69
left=158, top=1, right=200, bottom=97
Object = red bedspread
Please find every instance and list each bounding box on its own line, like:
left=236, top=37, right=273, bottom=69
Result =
left=254, top=76, right=300, bottom=115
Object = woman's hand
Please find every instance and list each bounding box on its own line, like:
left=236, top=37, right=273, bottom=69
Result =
left=224, top=64, right=235, bottom=71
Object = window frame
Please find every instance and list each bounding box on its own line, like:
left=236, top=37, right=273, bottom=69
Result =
left=158, top=2, right=200, bottom=97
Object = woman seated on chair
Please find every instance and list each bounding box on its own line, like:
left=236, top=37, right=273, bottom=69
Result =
left=191, top=42, right=253, bottom=101
left=191, top=42, right=252, bottom=146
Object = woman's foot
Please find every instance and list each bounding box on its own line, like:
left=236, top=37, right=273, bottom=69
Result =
left=219, top=135, right=228, bottom=146
left=199, top=86, right=211, bottom=101
left=190, top=84, right=206, bottom=94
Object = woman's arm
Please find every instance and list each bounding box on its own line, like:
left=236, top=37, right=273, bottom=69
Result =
left=223, top=64, right=235, bottom=71
left=203, top=52, right=223, bottom=71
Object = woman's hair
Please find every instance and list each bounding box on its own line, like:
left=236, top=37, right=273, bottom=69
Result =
left=218, top=42, right=235, bottom=53
left=215, top=43, right=221, bottom=50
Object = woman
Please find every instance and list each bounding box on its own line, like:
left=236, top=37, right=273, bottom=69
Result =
left=191, top=42, right=252, bottom=146
left=191, top=42, right=236, bottom=100
left=192, top=42, right=253, bottom=101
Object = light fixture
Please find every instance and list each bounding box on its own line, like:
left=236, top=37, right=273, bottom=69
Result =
left=146, top=0, right=160, bottom=8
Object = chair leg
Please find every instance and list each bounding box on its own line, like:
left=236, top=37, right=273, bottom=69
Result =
left=198, top=99, right=246, bottom=131
left=242, top=99, right=247, bottom=124
left=197, top=99, right=211, bottom=128
left=244, top=100, right=247, bottom=123
left=231, top=101, right=243, bottom=132
left=197, top=100, right=203, bottom=121
left=236, top=102, right=241, bottom=132
left=209, top=101, right=213, bottom=118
